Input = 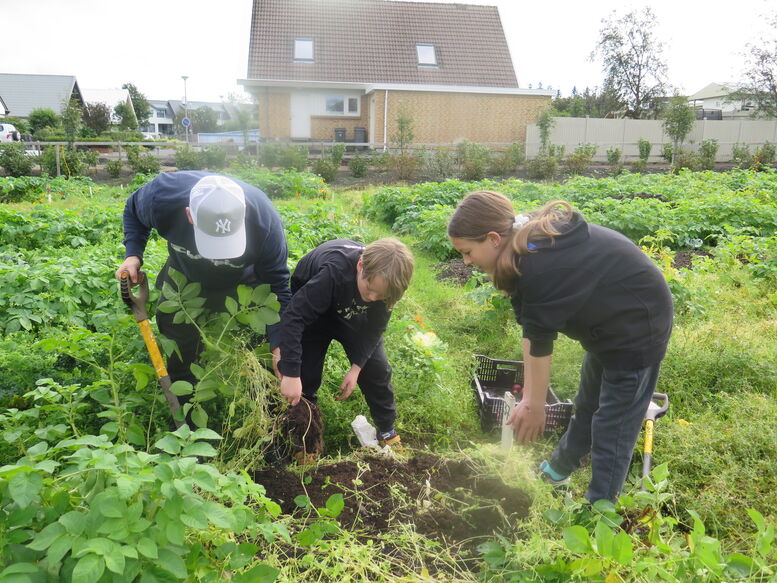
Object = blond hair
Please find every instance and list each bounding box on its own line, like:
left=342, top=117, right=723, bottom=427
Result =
left=447, top=191, right=574, bottom=291
left=362, top=238, right=414, bottom=307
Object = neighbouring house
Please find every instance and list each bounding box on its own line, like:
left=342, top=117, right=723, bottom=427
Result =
left=688, top=83, right=754, bottom=120
left=240, top=0, right=553, bottom=145
left=80, top=88, right=134, bottom=125
left=143, top=100, right=176, bottom=137
left=0, top=73, right=83, bottom=118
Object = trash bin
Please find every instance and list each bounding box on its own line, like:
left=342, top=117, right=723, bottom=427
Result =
left=334, top=128, right=346, bottom=142
left=353, top=126, right=367, bottom=150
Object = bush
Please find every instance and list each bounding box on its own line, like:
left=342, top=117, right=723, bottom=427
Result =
left=28, top=108, right=59, bottom=135
left=637, top=137, right=652, bottom=161
left=631, top=158, right=648, bottom=173
left=661, top=142, right=673, bottom=163
left=226, top=167, right=330, bottom=199
left=564, top=144, right=597, bottom=175
left=330, top=142, right=346, bottom=166
left=489, top=142, right=525, bottom=176
left=606, top=147, right=621, bottom=165
left=387, top=152, right=419, bottom=181
left=40, top=146, right=85, bottom=178
left=672, top=148, right=701, bottom=172
left=105, top=159, right=123, bottom=178
left=311, top=157, right=338, bottom=183
left=175, top=146, right=204, bottom=170
left=421, top=149, right=456, bottom=182
left=699, top=138, right=719, bottom=171
left=754, top=141, right=776, bottom=169
left=126, top=146, right=161, bottom=175
left=0, top=143, right=34, bottom=177
left=732, top=142, right=752, bottom=168
left=525, top=155, right=558, bottom=180
left=202, top=146, right=227, bottom=170
left=348, top=154, right=368, bottom=178
left=459, top=142, right=492, bottom=181
left=279, top=145, right=308, bottom=171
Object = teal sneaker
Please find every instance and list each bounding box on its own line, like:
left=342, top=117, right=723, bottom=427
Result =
left=539, top=460, right=571, bottom=486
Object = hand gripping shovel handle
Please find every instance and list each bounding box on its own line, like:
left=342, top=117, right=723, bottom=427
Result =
left=641, top=392, right=670, bottom=490
left=119, top=272, right=183, bottom=428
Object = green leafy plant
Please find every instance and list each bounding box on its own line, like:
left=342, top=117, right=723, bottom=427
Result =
left=311, top=157, right=338, bottom=183
left=0, top=144, right=34, bottom=178
left=699, top=138, right=719, bottom=170
left=565, top=143, right=598, bottom=175
left=348, top=154, right=368, bottom=178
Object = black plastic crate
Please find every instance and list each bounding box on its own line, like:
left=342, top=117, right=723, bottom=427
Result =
left=473, top=354, right=574, bottom=436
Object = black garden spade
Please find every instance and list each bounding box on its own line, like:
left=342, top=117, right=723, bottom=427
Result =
left=120, top=271, right=184, bottom=428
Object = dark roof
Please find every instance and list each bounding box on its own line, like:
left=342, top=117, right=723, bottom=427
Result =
left=247, top=0, right=518, bottom=87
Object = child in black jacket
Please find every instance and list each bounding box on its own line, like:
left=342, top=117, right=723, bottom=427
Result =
left=448, top=192, right=673, bottom=503
left=278, top=238, right=414, bottom=455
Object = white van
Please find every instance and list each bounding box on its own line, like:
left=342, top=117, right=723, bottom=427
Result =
left=0, top=123, right=21, bottom=143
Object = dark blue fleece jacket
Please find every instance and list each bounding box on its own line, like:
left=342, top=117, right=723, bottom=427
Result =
left=122, top=171, right=291, bottom=347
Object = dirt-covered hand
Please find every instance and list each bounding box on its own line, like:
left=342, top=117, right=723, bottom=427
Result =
left=336, top=365, right=361, bottom=401
left=508, top=400, right=546, bottom=444
left=116, top=256, right=142, bottom=283
left=280, top=376, right=303, bottom=406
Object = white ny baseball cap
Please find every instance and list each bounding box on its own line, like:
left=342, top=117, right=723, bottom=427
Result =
left=189, top=175, right=247, bottom=259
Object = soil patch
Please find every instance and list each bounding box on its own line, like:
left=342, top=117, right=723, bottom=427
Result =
left=435, top=258, right=474, bottom=286
left=673, top=250, right=713, bottom=270
left=251, top=453, right=531, bottom=552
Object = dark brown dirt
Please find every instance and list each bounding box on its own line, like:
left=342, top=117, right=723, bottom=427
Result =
left=281, top=399, right=325, bottom=457
left=251, top=453, right=531, bottom=551
left=434, top=258, right=474, bottom=286
left=673, top=250, right=714, bottom=269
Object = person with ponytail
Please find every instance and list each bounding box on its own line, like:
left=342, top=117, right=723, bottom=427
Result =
left=448, top=191, right=673, bottom=503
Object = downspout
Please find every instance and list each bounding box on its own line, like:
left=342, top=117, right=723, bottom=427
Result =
left=383, top=90, right=389, bottom=152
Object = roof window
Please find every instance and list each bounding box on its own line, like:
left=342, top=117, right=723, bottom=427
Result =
left=294, top=39, right=314, bottom=62
left=416, top=44, right=437, bottom=67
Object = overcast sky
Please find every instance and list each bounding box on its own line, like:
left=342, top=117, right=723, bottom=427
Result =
left=1, top=0, right=773, bottom=104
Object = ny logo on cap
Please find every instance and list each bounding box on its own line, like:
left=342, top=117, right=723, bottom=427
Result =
left=215, top=218, right=232, bottom=234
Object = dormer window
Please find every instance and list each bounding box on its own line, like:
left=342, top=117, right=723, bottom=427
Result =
left=294, top=39, right=314, bottom=62
left=416, top=43, right=437, bottom=67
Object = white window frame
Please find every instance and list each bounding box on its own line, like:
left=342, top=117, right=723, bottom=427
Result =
left=416, top=43, right=437, bottom=67
left=324, top=95, right=359, bottom=116
left=294, top=39, right=314, bottom=62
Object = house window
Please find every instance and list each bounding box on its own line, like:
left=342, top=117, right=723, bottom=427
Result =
left=155, top=108, right=168, bottom=118
left=416, top=43, right=437, bottom=67
left=294, top=39, right=314, bottom=62
left=325, top=95, right=359, bottom=115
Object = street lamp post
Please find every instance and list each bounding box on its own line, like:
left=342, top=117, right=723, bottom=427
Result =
left=181, top=75, right=189, bottom=144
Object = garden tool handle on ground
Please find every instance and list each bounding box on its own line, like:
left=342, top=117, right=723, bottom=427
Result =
left=501, top=392, right=516, bottom=452
left=641, top=392, right=670, bottom=490
left=119, top=272, right=183, bottom=428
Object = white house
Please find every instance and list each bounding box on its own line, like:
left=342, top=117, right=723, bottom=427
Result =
left=688, top=83, right=754, bottom=119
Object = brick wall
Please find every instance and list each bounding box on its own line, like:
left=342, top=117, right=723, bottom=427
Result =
left=374, top=90, right=551, bottom=145
left=256, top=91, right=291, bottom=140
left=256, top=89, right=550, bottom=145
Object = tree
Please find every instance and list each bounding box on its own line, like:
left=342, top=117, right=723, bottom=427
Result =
left=591, top=8, right=669, bottom=119
left=662, top=96, right=696, bottom=164
left=82, top=102, right=112, bottom=135
left=114, top=101, right=138, bottom=130
left=192, top=106, right=219, bottom=133
left=61, top=98, right=83, bottom=147
left=121, top=83, right=151, bottom=126
left=729, top=13, right=777, bottom=118
left=28, top=108, right=59, bottom=135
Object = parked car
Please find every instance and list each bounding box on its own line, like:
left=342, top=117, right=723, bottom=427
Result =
left=0, top=123, right=21, bottom=143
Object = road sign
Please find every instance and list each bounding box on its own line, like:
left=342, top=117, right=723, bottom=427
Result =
left=182, top=117, right=191, bottom=128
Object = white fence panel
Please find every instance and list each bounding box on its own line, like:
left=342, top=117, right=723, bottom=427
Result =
left=527, top=118, right=777, bottom=161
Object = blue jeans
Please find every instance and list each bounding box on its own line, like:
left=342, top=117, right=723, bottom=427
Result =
left=550, top=352, right=661, bottom=503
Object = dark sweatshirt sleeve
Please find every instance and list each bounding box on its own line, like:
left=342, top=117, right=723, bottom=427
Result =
left=277, top=266, right=337, bottom=377
left=251, top=223, right=292, bottom=350
left=122, top=187, right=154, bottom=260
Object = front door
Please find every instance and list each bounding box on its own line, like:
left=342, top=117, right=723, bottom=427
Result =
left=290, top=92, right=311, bottom=139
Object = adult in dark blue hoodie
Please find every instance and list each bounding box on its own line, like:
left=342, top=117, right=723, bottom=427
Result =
left=115, top=171, right=291, bottom=425
left=448, top=191, right=673, bottom=503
